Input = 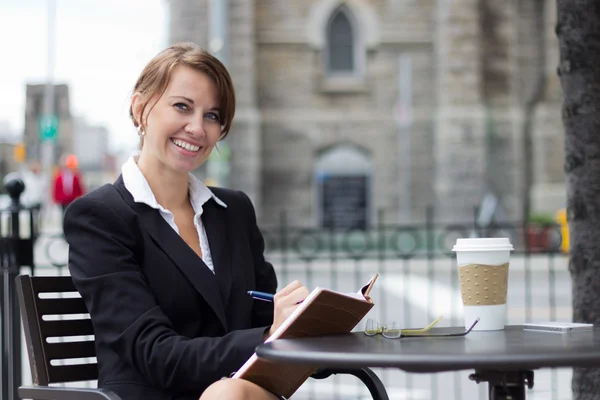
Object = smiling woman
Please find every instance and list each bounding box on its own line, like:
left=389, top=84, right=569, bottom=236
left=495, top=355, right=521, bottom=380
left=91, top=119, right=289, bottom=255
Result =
left=129, top=43, right=235, bottom=148
left=132, top=64, right=225, bottom=176
left=61, top=42, right=308, bottom=400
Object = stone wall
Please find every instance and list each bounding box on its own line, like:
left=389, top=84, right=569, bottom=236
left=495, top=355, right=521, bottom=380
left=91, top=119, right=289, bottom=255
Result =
left=169, top=0, right=565, bottom=226
left=225, top=0, right=262, bottom=211
left=168, top=0, right=209, bottom=45
left=433, top=0, right=487, bottom=223
left=255, top=0, right=436, bottom=225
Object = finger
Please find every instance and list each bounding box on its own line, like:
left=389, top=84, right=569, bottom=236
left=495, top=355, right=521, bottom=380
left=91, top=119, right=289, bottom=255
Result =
left=275, top=280, right=303, bottom=298
left=281, top=286, right=310, bottom=305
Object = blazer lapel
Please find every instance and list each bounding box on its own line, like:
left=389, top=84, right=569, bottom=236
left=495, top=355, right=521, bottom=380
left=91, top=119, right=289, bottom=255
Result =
left=202, top=199, right=232, bottom=309
left=112, top=177, right=228, bottom=331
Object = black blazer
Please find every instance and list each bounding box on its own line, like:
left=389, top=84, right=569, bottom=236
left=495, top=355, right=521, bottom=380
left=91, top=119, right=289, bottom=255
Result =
left=64, top=176, right=277, bottom=400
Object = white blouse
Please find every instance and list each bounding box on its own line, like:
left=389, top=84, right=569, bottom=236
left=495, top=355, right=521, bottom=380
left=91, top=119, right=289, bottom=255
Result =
left=121, top=156, right=227, bottom=273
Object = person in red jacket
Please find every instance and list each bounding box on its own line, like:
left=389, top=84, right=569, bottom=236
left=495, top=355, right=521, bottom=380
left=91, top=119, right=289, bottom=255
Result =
left=53, top=154, right=85, bottom=214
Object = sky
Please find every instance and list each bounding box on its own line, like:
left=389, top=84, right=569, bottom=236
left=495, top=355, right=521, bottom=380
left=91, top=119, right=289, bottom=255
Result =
left=0, top=0, right=169, bottom=152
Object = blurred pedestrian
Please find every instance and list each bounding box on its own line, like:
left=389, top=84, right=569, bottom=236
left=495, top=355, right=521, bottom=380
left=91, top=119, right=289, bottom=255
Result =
left=20, top=160, right=48, bottom=234
left=20, top=160, right=46, bottom=208
left=52, top=154, right=85, bottom=215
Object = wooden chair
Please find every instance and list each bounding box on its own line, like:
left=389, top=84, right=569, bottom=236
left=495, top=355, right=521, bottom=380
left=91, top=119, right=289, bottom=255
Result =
left=16, top=275, right=388, bottom=400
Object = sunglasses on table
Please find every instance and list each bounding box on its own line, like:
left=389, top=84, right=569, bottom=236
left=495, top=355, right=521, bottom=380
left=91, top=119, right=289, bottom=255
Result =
left=364, top=317, right=480, bottom=339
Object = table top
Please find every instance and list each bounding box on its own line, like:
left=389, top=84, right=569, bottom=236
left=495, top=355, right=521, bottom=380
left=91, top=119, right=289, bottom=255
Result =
left=256, top=325, right=600, bottom=373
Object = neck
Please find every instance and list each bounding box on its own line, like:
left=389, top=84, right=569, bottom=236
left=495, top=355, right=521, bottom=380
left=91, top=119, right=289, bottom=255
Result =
left=136, top=154, right=189, bottom=210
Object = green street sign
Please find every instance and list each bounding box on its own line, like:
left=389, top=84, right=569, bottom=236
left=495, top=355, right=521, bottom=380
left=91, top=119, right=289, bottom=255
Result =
left=39, top=114, right=58, bottom=142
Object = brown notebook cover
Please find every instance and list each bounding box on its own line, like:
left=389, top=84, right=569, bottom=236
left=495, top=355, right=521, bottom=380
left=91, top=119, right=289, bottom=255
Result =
left=232, top=274, right=378, bottom=399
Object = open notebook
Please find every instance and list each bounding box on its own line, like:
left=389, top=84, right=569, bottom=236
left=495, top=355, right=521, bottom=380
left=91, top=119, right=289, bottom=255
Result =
left=233, top=274, right=378, bottom=399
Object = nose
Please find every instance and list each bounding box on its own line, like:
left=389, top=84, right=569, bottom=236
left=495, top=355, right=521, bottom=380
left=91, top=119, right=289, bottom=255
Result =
left=184, top=116, right=206, bottom=137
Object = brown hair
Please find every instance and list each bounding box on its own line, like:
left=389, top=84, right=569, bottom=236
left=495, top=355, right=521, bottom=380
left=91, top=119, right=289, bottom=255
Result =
left=129, top=42, right=236, bottom=146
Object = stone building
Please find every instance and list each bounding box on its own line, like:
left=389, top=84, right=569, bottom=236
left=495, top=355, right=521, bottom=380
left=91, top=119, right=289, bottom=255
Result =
left=0, top=122, right=19, bottom=186
left=73, top=117, right=112, bottom=191
left=0, top=142, right=18, bottom=188
left=168, top=0, right=563, bottom=227
left=23, top=84, right=73, bottom=166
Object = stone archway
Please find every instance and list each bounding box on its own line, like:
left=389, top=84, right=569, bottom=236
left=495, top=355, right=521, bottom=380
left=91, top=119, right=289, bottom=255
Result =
left=315, top=143, right=372, bottom=229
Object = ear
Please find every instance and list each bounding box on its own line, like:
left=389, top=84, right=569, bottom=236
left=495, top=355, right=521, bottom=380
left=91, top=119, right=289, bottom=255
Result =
left=131, top=92, right=144, bottom=127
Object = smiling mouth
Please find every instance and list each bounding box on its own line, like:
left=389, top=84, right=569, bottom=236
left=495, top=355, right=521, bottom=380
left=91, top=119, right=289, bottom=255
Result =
left=172, top=138, right=201, bottom=152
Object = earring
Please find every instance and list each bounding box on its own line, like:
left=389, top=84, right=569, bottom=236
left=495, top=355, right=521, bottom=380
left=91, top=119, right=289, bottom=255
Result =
left=137, top=126, right=145, bottom=136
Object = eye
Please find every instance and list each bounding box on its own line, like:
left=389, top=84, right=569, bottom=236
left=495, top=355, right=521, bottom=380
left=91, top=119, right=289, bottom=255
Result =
left=173, top=103, right=189, bottom=112
left=205, top=112, right=221, bottom=123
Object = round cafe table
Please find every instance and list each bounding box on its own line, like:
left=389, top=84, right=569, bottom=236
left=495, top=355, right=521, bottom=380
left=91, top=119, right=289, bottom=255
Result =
left=256, top=325, right=600, bottom=400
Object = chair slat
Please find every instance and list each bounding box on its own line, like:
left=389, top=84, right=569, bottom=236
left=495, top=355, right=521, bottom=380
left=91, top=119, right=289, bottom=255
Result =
left=45, top=340, right=96, bottom=360
left=17, top=274, right=50, bottom=385
left=41, top=318, right=94, bottom=337
left=37, top=297, right=89, bottom=315
left=48, top=363, right=99, bottom=383
left=31, top=276, right=77, bottom=293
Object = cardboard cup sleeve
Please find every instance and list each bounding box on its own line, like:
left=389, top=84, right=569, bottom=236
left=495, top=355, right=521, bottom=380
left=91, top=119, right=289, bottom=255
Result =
left=459, top=263, right=509, bottom=306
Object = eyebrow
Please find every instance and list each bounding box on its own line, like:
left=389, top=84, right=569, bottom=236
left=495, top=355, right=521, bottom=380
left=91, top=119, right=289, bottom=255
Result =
left=169, top=96, right=220, bottom=112
left=169, top=95, right=194, bottom=103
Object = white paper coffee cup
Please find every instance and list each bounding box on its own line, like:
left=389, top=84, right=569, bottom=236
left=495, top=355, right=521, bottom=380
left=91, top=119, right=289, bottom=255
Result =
left=452, top=238, right=514, bottom=331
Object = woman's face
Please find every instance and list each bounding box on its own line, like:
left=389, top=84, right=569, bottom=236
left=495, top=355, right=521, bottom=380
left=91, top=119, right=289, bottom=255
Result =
left=133, top=65, right=223, bottom=175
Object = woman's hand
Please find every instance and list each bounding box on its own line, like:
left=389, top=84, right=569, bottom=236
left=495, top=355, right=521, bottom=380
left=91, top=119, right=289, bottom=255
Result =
left=267, top=280, right=310, bottom=338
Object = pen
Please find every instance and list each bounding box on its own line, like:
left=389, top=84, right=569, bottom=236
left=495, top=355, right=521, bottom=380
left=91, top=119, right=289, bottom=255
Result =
left=247, top=290, right=274, bottom=302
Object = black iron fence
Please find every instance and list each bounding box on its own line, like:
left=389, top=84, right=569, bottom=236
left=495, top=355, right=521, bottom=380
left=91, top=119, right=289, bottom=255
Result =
left=256, top=209, right=567, bottom=327
left=255, top=210, right=570, bottom=399
left=4, top=194, right=572, bottom=399
left=0, top=175, right=39, bottom=400
left=260, top=208, right=564, bottom=258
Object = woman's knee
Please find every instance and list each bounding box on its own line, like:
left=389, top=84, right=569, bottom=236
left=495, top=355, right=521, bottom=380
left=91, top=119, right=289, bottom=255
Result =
left=199, top=378, right=279, bottom=400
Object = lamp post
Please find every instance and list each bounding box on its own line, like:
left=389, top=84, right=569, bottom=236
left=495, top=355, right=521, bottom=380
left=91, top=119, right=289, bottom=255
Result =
left=41, top=0, right=57, bottom=207
left=0, top=174, right=36, bottom=400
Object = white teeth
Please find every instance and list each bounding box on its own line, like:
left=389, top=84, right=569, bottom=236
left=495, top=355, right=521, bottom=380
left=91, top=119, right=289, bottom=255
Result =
left=172, top=139, right=200, bottom=152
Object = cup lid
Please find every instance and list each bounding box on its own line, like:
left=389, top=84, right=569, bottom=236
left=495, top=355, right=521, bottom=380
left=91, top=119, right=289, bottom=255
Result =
left=452, top=237, right=514, bottom=252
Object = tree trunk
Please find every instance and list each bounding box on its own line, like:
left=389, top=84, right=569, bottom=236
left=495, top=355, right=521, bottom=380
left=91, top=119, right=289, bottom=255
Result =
left=557, top=1, right=600, bottom=398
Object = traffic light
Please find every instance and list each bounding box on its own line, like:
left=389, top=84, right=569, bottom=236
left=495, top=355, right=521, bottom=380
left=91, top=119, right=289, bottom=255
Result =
left=13, top=143, right=26, bottom=163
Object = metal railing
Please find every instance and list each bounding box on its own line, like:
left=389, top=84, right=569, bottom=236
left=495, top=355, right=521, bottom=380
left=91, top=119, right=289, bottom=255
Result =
left=254, top=209, right=570, bottom=400
left=14, top=204, right=572, bottom=400
left=0, top=175, right=40, bottom=400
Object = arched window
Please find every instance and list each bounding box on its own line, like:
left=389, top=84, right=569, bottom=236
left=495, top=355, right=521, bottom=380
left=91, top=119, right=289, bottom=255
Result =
left=326, top=5, right=356, bottom=75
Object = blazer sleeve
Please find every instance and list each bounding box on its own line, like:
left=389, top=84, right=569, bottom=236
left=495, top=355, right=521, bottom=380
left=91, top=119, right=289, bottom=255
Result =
left=64, top=193, right=269, bottom=393
left=238, top=191, right=278, bottom=328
